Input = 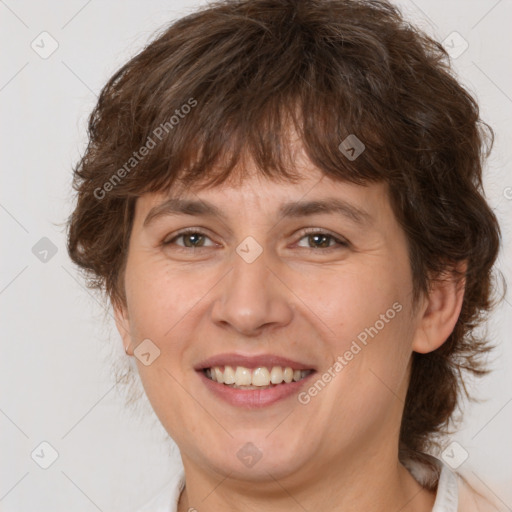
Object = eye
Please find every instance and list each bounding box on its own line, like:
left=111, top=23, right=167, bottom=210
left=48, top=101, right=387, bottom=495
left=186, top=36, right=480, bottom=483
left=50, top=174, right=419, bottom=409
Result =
left=162, top=227, right=350, bottom=252
left=163, top=228, right=216, bottom=249
left=295, top=229, right=349, bottom=251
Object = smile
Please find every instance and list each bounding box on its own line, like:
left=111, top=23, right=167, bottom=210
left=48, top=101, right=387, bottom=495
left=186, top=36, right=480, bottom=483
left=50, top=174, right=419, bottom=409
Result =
left=204, top=365, right=314, bottom=389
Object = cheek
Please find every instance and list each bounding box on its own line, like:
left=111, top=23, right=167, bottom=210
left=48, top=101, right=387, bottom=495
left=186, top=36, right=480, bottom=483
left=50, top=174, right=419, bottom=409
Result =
left=123, top=252, right=193, bottom=339
left=293, top=254, right=414, bottom=388
left=294, top=262, right=408, bottom=345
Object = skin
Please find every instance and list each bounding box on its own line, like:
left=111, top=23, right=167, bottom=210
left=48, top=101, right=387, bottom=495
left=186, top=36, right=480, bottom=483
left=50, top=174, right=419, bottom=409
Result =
left=115, top=154, right=465, bottom=512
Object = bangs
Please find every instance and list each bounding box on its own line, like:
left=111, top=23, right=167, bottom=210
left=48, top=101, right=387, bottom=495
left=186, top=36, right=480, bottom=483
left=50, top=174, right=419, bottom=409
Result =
left=134, top=90, right=389, bottom=197
left=93, top=5, right=403, bottom=199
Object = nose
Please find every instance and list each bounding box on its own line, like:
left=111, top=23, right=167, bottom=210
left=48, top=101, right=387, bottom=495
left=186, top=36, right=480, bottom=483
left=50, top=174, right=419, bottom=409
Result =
left=210, top=247, right=294, bottom=336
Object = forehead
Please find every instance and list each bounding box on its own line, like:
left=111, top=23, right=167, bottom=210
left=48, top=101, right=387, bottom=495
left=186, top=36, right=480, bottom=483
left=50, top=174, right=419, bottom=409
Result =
left=135, top=162, right=393, bottom=226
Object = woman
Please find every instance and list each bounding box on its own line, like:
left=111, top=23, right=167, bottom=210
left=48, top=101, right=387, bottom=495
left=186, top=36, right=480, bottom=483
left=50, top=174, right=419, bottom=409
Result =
left=66, top=0, right=504, bottom=510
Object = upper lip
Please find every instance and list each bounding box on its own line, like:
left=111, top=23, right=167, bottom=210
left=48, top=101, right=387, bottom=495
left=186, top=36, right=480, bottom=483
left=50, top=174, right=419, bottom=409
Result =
left=194, top=353, right=316, bottom=371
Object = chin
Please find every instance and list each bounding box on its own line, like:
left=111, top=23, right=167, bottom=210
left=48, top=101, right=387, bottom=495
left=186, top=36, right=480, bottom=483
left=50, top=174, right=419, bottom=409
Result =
left=208, top=435, right=310, bottom=480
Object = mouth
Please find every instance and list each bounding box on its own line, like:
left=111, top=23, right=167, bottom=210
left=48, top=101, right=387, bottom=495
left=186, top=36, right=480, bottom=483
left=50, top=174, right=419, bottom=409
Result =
left=202, top=365, right=315, bottom=390
left=194, top=353, right=317, bottom=407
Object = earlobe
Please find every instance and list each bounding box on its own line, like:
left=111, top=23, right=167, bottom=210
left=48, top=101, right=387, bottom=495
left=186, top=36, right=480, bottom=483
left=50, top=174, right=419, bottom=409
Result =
left=113, top=304, right=133, bottom=356
left=412, top=263, right=466, bottom=354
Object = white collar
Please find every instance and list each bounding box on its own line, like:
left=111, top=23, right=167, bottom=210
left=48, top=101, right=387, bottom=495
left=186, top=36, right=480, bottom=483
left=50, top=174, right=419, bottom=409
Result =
left=403, top=454, right=459, bottom=512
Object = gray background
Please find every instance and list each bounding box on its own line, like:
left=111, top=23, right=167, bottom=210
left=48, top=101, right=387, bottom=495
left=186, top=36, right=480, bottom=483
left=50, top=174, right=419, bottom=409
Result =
left=1, top=0, right=511, bottom=510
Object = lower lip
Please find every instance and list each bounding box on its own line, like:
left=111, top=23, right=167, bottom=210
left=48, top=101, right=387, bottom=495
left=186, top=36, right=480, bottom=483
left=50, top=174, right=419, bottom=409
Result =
left=197, top=370, right=317, bottom=408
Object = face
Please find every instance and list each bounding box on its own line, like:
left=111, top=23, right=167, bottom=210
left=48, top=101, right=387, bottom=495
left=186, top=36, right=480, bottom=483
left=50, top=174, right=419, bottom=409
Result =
left=115, top=159, right=429, bottom=484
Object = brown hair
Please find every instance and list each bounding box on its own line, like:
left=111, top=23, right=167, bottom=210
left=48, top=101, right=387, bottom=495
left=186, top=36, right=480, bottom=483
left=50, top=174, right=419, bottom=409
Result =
left=67, top=0, right=502, bottom=473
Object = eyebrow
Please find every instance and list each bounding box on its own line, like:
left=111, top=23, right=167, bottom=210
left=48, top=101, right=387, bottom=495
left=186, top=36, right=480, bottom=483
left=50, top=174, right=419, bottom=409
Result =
left=143, top=197, right=372, bottom=227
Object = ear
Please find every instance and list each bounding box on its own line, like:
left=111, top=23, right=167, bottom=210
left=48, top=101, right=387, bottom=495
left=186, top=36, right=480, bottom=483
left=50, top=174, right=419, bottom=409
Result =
left=113, top=302, right=134, bottom=356
left=411, top=262, right=466, bottom=354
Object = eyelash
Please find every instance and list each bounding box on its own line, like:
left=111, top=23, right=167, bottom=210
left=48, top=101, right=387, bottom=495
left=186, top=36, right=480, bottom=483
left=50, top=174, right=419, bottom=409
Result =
left=162, top=227, right=350, bottom=253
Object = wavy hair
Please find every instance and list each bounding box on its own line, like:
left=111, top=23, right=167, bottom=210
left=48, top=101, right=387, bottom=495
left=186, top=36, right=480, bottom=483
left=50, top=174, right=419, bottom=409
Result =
left=66, top=0, right=502, bottom=477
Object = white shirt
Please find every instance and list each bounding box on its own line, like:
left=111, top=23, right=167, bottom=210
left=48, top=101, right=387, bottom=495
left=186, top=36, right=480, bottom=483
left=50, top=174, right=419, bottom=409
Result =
left=135, top=456, right=462, bottom=512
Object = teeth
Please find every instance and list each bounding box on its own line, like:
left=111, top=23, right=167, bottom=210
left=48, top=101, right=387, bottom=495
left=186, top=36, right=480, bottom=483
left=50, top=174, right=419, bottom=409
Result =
left=235, top=366, right=252, bottom=386
left=283, top=367, right=294, bottom=383
left=205, top=365, right=313, bottom=387
left=213, top=367, right=224, bottom=383
left=223, top=366, right=235, bottom=385
left=252, top=367, right=270, bottom=386
left=270, top=366, right=283, bottom=384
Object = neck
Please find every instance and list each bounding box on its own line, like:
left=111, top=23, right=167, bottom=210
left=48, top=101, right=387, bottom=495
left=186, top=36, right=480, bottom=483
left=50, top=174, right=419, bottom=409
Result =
left=177, top=450, right=436, bottom=512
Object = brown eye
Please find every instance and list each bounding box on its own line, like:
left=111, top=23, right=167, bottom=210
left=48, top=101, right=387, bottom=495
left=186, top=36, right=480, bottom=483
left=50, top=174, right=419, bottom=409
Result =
left=296, top=230, right=349, bottom=251
left=179, top=232, right=206, bottom=248
left=163, top=229, right=216, bottom=249
left=306, top=233, right=333, bottom=249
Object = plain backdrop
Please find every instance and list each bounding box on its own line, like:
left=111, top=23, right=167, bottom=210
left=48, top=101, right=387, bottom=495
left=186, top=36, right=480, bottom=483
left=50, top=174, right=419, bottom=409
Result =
left=1, top=0, right=511, bottom=510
